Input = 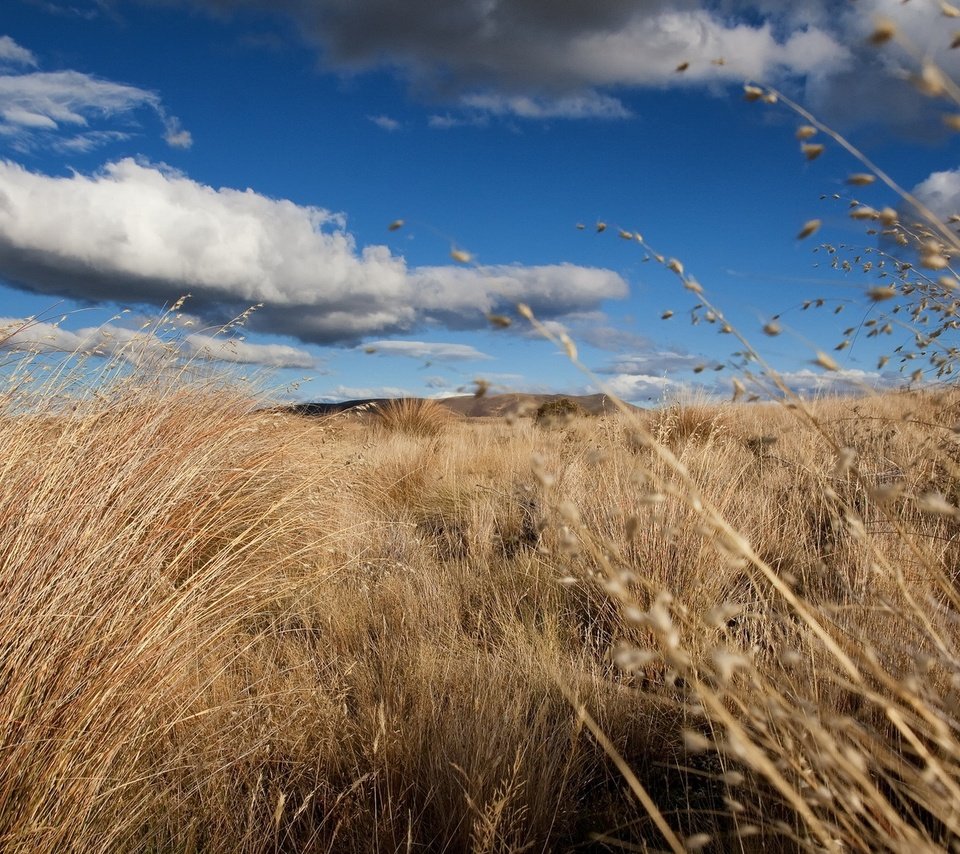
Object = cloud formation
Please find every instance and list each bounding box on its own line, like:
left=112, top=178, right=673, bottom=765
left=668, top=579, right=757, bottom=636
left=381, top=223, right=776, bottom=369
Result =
left=141, top=0, right=960, bottom=132
left=367, top=114, right=401, bottom=131
left=0, top=317, right=316, bottom=368
left=0, top=35, right=191, bottom=152
left=601, top=350, right=704, bottom=376
left=0, top=158, right=627, bottom=345
left=155, top=0, right=863, bottom=122
left=0, top=36, right=37, bottom=69
left=911, top=168, right=960, bottom=221
left=362, top=340, right=492, bottom=361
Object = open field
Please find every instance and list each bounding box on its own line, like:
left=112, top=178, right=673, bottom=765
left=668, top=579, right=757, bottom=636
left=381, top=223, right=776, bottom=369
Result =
left=3, top=375, right=960, bottom=852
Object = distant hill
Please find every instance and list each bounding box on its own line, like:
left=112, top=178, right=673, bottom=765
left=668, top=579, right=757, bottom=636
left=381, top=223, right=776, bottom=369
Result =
left=288, top=392, right=635, bottom=419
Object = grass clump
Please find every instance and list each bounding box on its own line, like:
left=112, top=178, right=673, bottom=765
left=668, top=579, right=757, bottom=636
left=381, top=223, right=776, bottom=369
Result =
left=374, top=396, right=453, bottom=437
left=535, top=396, right=585, bottom=426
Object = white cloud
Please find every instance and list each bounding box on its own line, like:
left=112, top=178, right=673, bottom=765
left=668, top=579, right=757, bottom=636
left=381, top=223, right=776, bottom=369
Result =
left=362, top=340, right=492, bottom=361
left=184, top=333, right=315, bottom=368
left=0, top=37, right=37, bottom=69
left=0, top=158, right=628, bottom=345
left=773, top=367, right=895, bottom=397
left=427, top=112, right=487, bottom=130
left=594, top=373, right=677, bottom=404
left=368, top=114, right=401, bottom=131
left=0, top=316, right=315, bottom=369
left=0, top=42, right=191, bottom=152
left=320, top=384, right=413, bottom=401
left=602, top=350, right=703, bottom=375
left=911, top=168, right=960, bottom=220
left=460, top=91, right=631, bottom=120
left=163, top=116, right=193, bottom=149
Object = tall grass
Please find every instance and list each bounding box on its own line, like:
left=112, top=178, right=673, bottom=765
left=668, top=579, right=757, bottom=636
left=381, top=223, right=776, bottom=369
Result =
left=5, top=339, right=960, bottom=850
left=5, top=9, right=960, bottom=853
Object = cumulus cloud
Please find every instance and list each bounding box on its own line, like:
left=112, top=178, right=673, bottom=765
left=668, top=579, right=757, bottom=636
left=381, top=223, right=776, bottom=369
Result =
left=362, top=340, right=492, bottom=361
left=911, top=169, right=960, bottom=221
left=0, top=317, right=316, bottom=368
left=148, top=1, right=850, bottom=113
left=0, top=35, right=190, bottom=152
left=595, top=373, right=677, bottom=403
left=142, top=0, right=960, bottom=134
left=0, top=158, right=627, bottom=345
left=772, top=367, right=897, bottom=397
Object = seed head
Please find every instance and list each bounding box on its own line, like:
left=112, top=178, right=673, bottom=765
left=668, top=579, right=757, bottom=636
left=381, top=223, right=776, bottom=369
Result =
left=869, top=18, right=896, bottom=45
left=387, top=219, right=404, bottom=231
left=846, top=173, right=876, bottom=186
left=918, top=491, right=959, bottom=517
left=743, top=85, right=764, bottom=101
left=878, top=207, right=898, bottom=226
left=914, top=63, right=948, bottom=97
left=814, top=351, right=839, bottom=371
left=797, top=219, right=821, bottom=239
left=796, top=125, right=817, bottom=140
left=450, top=248, right=473, bottom=263
left=661, top=309, right=674, bottom=319
left=676, top=61, right=689, bottom=72
left=850, top=206, right=877, bottom=220
left=801, top=143, right=825, bottom=161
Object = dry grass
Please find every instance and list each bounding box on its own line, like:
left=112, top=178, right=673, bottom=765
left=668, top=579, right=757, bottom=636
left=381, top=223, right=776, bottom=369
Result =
left=5, top=15, right=960, bottom=849
left=4, top=349, right=960, bottom=851
left=374, top=397, right=454, bottom=438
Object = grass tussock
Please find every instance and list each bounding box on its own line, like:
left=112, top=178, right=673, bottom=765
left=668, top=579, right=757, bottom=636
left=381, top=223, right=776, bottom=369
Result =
left=374, top=396, right=454, bottom=437
left=5, top=349, right=960, bottom=851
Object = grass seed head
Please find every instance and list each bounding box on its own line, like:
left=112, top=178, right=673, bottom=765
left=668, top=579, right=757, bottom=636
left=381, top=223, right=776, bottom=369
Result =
left=814, top=351, right=839, bottom=371
left=869, top=18, right=897, bottom=45
left=797, top=219, right=821, bottom=239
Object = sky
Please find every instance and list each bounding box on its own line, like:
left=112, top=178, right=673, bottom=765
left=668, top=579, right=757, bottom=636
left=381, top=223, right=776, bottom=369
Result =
left=0, top=0, right=959, bottom=404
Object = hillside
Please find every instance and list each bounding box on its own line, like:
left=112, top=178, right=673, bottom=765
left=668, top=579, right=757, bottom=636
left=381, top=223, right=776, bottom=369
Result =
left=289, top=391, right=633, bottom=419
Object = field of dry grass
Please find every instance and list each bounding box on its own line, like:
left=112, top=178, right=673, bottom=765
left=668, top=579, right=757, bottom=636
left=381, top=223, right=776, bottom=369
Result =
left=3, top=364, right=960, bottom=852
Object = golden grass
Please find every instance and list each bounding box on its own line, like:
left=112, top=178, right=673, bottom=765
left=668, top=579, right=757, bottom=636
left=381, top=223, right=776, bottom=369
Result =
left=374, top=396, right=455, bottom=438
left=3, top=356, right=960, bottom=851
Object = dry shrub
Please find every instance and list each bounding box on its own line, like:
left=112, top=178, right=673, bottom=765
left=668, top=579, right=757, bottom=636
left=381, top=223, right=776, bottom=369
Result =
left=374, top=396, right=453, bottom=437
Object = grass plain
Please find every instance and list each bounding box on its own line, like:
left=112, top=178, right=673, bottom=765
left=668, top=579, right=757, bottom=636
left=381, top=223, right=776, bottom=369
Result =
left=3, top=365, right=960, bottom=852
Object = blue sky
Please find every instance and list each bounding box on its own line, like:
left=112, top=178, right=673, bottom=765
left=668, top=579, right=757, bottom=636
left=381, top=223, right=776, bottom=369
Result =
left=1, top=0, right=958, bottom=403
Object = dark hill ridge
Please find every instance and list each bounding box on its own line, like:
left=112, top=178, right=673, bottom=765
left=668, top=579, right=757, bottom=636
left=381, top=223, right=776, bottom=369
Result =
left=289, top=393, right=634, bottom=419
